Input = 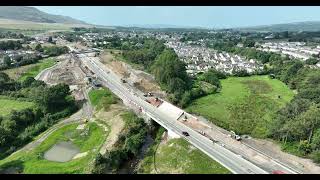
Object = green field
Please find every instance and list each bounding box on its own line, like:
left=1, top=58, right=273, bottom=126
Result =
left=19, top=58, right=56, bottom=81
left=0, top=96, right=35, bottom=116
left=186, top=75, right=295, bottom=137
left=139, top=138, right=230, bottom=174
left=0, top=122, right=107, bottom=174
left=2, top=58, right=56, bottom=81
left=0, top=19, right=74, bottom=31
left=88, top=88, right=117, bottom=110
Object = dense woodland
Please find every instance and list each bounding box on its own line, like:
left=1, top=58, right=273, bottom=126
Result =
left=0, top=73, right=78, bottom=158
left=268, top=59, right=320, bottom=162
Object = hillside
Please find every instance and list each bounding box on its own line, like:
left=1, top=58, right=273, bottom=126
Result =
left=236, top=21, right=320, bottom=32
left=0, top=6, right=87, bottom=24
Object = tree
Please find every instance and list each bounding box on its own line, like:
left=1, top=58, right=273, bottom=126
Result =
left=37, top=83, right=71, bottom=112
left=242, top=39, right=255, bottom=47
left=22, top=77, right=36, bottom=88
left=0, top=118, right=17, bottom=147
left=282, top=61, right=304, bottom=84
left=311, top=129, right=320, bottom=151
left=3, top=55, right=11, bottom=67
left=202, top=70, right=221, bottom=88
left=35, top=44, right=43, bottom=52
left=299, top=140, right=312, bottom=155
left=180, top=91, right=192, bottom=108
left=48, top=36, right=53, bottom=43
left=151, top=49, right=191, bottom=93
left=13, top=55, right=23, bottom=62
left=232, top=69, right=250, bottom=77
left=0, top=72, right=10, bottom=83
left=311, top=151, right=320, bottom=164
left=306, top=58, right=319, bottom=65
left=296, top=104, right=320, bottom=143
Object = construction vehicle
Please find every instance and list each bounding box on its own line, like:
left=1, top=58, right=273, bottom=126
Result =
left=198, top=130, right=206, bottom=136
left=230, top=131, right=242, bottom=141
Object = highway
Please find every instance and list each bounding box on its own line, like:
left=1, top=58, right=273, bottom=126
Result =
left=77, top=52, right=269, bottom=174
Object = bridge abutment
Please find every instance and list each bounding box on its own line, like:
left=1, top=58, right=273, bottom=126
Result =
left=167, top=129, right=181, bottom=139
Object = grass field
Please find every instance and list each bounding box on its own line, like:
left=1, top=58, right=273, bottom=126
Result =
left=0, top=122, right=107, bottom=174
left=0, top=96, right=35, bottom=116
left=2, top=58, right=56, bottom=81
left=88, top=88, right=117, bottom=110
left=139, top=137, right=230, bottom=174
left=0, top=18, right=74, bottom=31
left=186, top=75, right=294, bottom=138
left=19, top=58, right=56, bottom=81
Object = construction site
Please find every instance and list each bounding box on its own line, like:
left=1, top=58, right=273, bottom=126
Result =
left=99, top=50, right=166, bottom=99
left=36, top=53, right=97, bottom=103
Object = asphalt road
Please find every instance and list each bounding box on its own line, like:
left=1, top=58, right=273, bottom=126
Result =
left=79, top=52, right=269, bottom=174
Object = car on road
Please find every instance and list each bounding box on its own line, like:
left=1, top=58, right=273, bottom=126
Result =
left=209, top=137, right=218, bottom=143
left=272, top=170, right=286, bottom=174
left=182, top=131, right=190, bottom=136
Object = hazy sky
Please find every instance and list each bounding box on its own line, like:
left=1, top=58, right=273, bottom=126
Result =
left=35, top=6, right=320, bottom=28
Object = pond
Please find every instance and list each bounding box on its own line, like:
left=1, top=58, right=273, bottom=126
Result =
left=44, top=141, right=80, bottom=162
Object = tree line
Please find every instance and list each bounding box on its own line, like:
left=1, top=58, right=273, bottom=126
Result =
left=0, top=44, right=68, bottom=71
left=0, top=40, right=23, bottom=51
left=267, top=59, right=320, bottom=163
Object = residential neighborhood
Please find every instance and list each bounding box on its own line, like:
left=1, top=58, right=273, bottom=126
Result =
left=257, top=42, right=320, bottom=61
left=165, top=40, right=263, bottom=75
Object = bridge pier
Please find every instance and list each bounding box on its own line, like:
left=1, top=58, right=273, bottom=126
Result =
left=167, top=129, right=181, bottom=139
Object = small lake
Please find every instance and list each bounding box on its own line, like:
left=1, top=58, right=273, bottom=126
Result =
left=44, top=141, right=80, bottom=162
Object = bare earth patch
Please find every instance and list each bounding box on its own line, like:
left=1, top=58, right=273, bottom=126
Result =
left=99, top=50, right=166, bottom=97
left=95, top=104, right=127, bottom=155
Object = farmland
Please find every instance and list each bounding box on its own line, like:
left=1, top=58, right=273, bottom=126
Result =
left=0, top=96, right=35, bottom=116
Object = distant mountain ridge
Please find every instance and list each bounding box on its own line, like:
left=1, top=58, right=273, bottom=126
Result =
left=124, top=24, right=209, bottom=29
left=0, top=6, right=87, bottom=25
left=235, top=21, right=320, bottom=32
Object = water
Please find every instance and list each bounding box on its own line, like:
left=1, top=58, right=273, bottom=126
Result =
left=44, top=141, right=80, bottom=162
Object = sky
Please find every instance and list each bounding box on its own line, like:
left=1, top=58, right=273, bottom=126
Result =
left=35, top=6, right=320, bottom=28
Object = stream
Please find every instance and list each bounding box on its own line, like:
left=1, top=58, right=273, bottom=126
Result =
left=117, top=124, right=159, bottom=174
